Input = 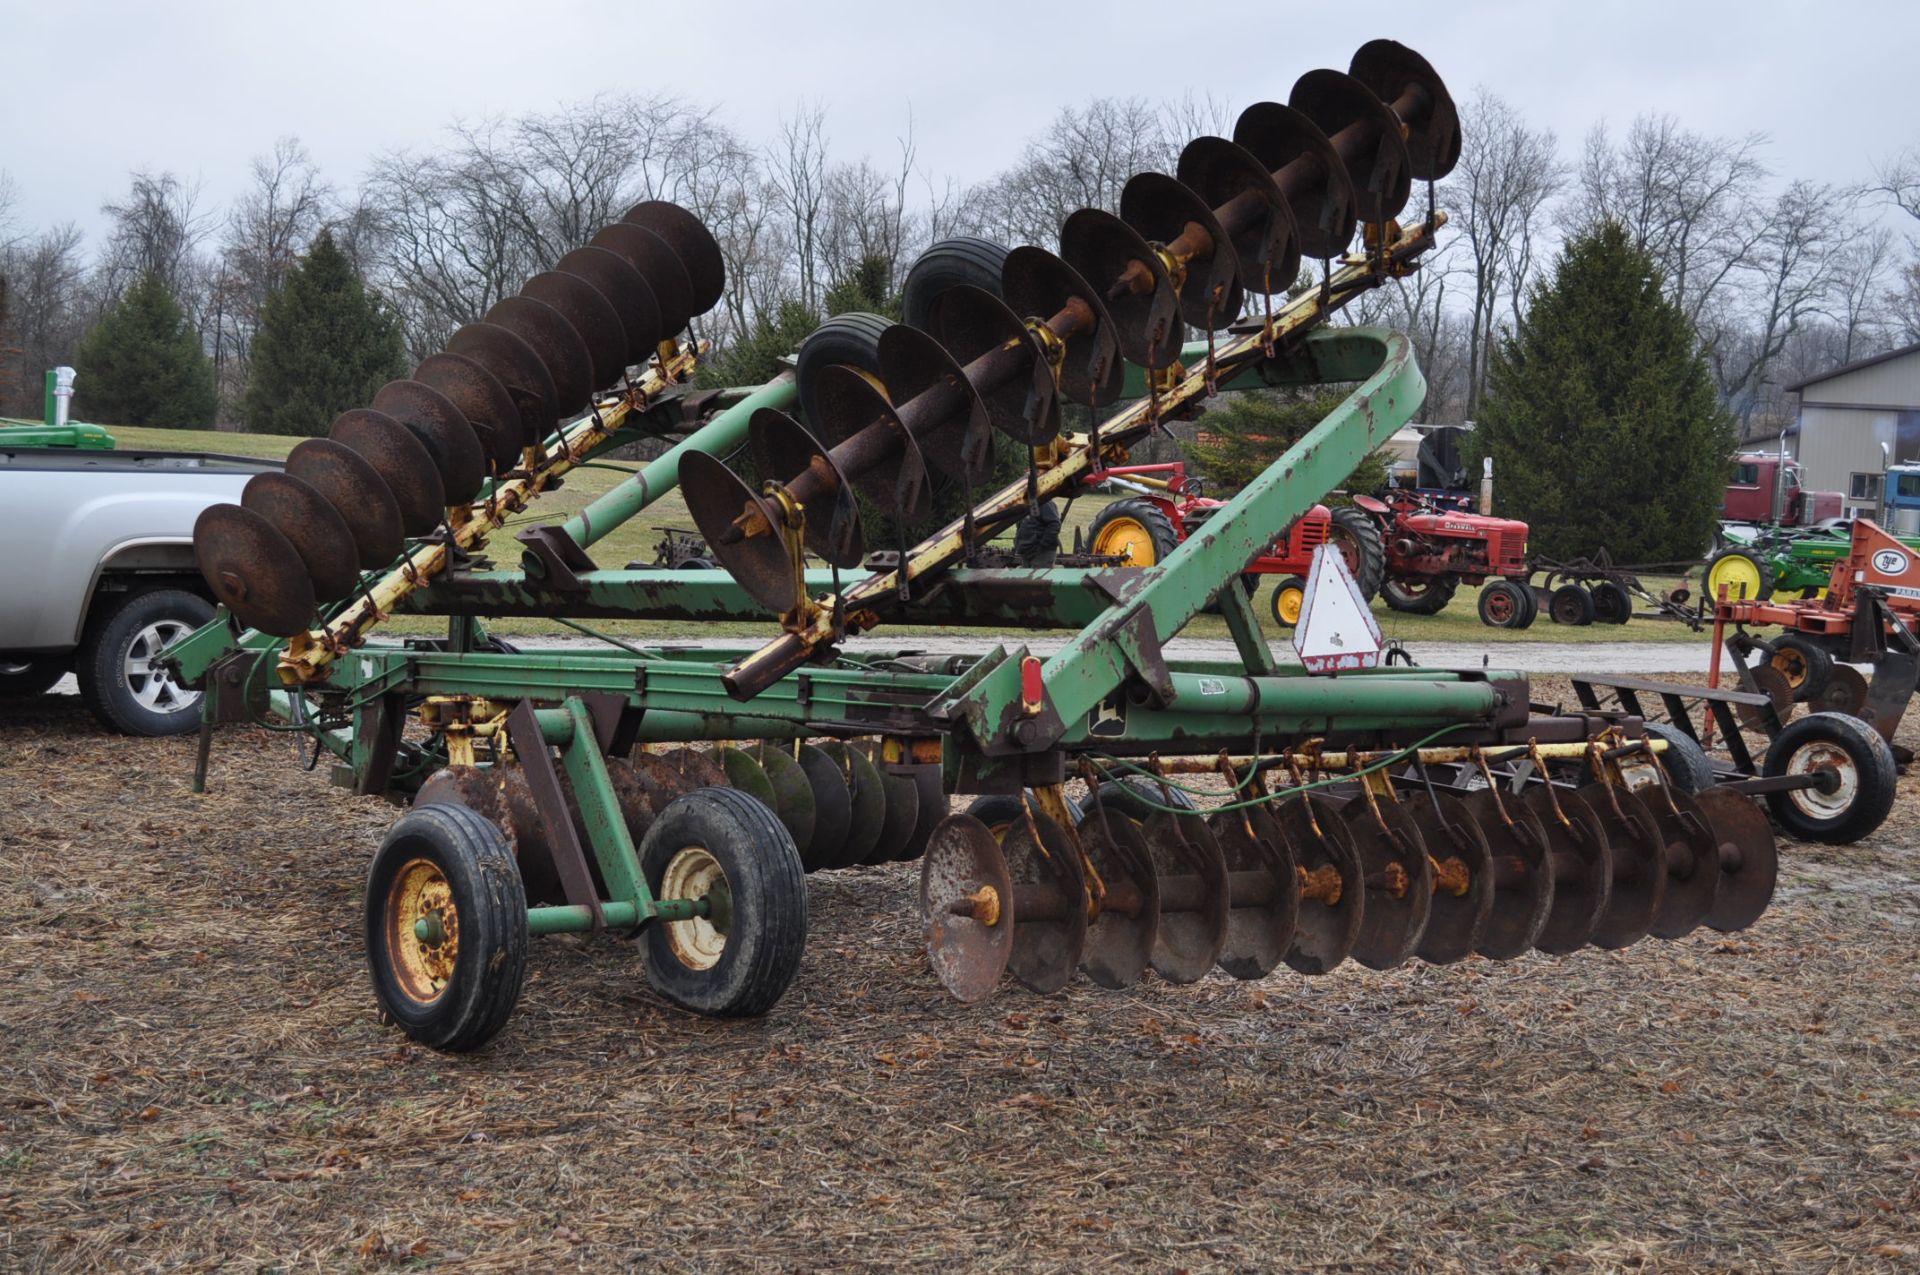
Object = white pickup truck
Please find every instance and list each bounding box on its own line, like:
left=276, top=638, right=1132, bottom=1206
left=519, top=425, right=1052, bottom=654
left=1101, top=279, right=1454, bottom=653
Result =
left=0, top=435, right=278, bottom=734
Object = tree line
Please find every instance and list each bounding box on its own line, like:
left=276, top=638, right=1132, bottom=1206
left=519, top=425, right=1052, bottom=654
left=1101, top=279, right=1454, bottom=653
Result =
left=0, top=89, right=1916, bottom=437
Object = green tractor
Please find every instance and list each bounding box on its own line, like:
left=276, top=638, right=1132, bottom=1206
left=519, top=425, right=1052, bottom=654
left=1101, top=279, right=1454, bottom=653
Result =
left=1703, top=523, right=1920, bottom=602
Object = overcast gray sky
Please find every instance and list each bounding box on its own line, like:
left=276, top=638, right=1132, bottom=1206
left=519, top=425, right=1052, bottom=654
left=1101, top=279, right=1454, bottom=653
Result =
left=4, top=0, right=1916, bottom=244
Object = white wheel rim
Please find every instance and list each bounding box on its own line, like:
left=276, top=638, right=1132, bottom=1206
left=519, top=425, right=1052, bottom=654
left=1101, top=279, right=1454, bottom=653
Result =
left=660, top=845, right=729, bottom=971
left=124, top=621, right=199, bottom=714
left=1785, top=741, right=1857, bottom=821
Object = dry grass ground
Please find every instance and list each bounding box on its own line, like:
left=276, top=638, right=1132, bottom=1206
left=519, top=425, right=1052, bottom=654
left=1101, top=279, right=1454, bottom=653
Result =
left=2, top=680, right=1917, bottom=1272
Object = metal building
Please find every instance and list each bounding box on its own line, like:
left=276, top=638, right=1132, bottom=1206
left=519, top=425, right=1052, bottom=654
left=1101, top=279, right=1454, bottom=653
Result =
left=1784, top=341, right=1920, bottom=516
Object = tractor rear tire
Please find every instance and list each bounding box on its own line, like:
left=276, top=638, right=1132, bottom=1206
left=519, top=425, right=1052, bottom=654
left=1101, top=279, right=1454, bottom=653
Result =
left=902, top=237, right=1010, bottom=331
left=1269, top=575, right=1308, bottom=629
left=1382, top=575, right=1459, bottom=615
left=640, top=787, right=808, bottom=1017
left=1549, top=584, right=1597, bottom=626
left=1478, top=579, right=1533, bottom=629
left=1086, top=498, right=1180, bottom=568
left=1703, top=546, right=1776, bottom=603
left=1761, top=712, right=1898, bottom=844
left=1328, top=506, right=1385, bottom=600
left=1591, top=580, right=1633, bottom=624
left=1768, top=633, right=1835, bottom=702
left=795, top=312, right=890, bottom=437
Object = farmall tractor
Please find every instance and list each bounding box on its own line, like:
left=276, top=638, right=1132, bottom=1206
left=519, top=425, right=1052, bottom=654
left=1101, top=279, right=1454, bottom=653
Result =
left=1349, top=487, right=1536, bottom=627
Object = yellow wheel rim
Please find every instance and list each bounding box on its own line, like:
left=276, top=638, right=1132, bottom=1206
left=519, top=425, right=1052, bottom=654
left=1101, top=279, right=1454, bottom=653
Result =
left=659, top=845, right=730, bottom=971
left=385, top=858, right=458, bottom=1005
left=1770, top=647, right=1809, bottom=689
left=1093, top=516, right=1157, bottom=566
left=1277, top=587, right=1304, bottom=626
left=1707, top=553, right=1763, bottom=599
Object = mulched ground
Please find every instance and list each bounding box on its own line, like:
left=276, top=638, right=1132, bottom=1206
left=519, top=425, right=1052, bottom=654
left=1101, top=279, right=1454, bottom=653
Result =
left=2, top=678, right=1917, bottom=1273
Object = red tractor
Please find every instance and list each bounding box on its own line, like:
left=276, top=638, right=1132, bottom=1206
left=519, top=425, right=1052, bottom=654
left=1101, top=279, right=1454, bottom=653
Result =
left=1347, top=488, right=1536, bottom=628
left=1076, top=462, right=1384, bottom=628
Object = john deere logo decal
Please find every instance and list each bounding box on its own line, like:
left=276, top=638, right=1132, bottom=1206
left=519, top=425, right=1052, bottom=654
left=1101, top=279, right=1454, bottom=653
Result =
left=1872, top=548, right=1910, bottom=575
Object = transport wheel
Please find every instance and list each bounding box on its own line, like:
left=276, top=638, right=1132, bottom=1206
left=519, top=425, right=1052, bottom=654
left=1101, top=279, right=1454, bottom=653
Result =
left=1477, top=579, right=1532, bottom=629
left=1086, top=498, right=1179, bottom=567
left=1381, top=574, right=1458, bottom=614
left=1643, top=721, right=1715, bottom=794
left=1549, top=583, right=1596, bottom=626
left=1328, top=506, right=1386, bottom=599
left=1768, top=633, right=1834, bottom=702
left=640, top=787, right=807, bottom=1016
left=1269, top=575, right=1308, bottom=629
left=365, top=803, right=528, bottom=1052
left=795, top=312, right=889, bottom=437
left=966, top=791, right=1084, bottom=841
left=0, top=655, right=68, bottom=698
left=1078, top=775, right=1197, bottom=824
left=901, top=236, right=1010, bottom=331
left=76, top=588, right=213, bottom=736
left=1760, top=712, right=1898, bottom=844
left=1703, top=546, right=1775, bottom=603
left=1591, top=580, right=1633, bottom=624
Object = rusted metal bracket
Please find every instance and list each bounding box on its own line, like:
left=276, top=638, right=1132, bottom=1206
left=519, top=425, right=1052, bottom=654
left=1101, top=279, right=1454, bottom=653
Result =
left=516, top=526, right=600, bottom=592
left=505, top=700, right=605, bottom=929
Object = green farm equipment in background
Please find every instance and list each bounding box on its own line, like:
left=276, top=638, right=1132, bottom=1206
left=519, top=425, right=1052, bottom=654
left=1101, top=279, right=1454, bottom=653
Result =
left=1704, top=523, right=1920, bottom=603
left=155, top=41, right=1895, bottom=1054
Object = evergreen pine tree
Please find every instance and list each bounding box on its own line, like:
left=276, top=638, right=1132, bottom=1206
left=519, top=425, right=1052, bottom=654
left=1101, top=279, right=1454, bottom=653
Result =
left=244, top=230, right=405, bottom=436
left=1186, top=388, right=1389, bottom=501
left=71, top=271, right=217, bottom=428
left=1474, top=220, right=1735, bottom=562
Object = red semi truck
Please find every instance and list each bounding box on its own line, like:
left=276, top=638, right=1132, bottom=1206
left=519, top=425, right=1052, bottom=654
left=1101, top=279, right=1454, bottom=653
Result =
left=1722, top=453, right=1844, bottom=528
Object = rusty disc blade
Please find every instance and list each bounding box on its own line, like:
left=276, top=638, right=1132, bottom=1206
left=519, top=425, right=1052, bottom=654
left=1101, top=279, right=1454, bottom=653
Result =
left=1059, top=208, right=1184, bottom=369
left=1524, top=785, right=1613, bottom=956
left=590, top=222, right=695, bottom=337
left=555, top=246, right=663, bottom=363
left=1582, top=784, right=1668, bottom=949
left=853, top=740, right=921, bottom=866
left=1231, top=101, right=1360, bottom=260
left=1349, top=39, right=1461, bottom=181
left=1812, top=663, right=1870, bottom=717
left=924, top=283, right=1059, bottom=445
left=240, top=472, right=360, bottom=603
left=1646, top=788, right=1723, bottom=939
left=659, top=746, right=729, bottom=789
left=746, top=743, right=817, bottom=862
left=603, top=757, right=661, bottom=852
left=412, top=351, right=524, bottom=471
left=415, top=765, right=504, bottom=820
left=1208, top=806, right=1297, bottom=980
left=370, top=379, right=486, bottom=505
left=808, top=363, right=932, bottom=522
left=877, top=324, right=993, bottom=486
left=329, top=408, right=446, bottom=536
left=1738, top=664, right=1797, bottom=730
left=709, top=745, right=777, bottom=810
left=901, top=764, right=946, bottom=862
left=1142, top=811, right=1229, bottom=984
left=1406, top=792, right=1494, bottom=965
left=817, top=741, right=885, bottom=868
left=521, top=270, right=630, bottom=388
left=483, top=295, right=595, bottom=418
left=1695, top=786, right=1778, bottom=932
left=1458, top=789, right=1555, bottom=959
left=1176, top=136, right=1300, bottom=296
left=284, top=438, right=404, bottom=570
left=622, top=200, right=725, bottom=317
left=1003, top=811, right=1087, bottom=994
left=1275, top=794, right=1364, bottom=975
left=445, top=322, right=558, bottom=448
left=793, top=742, right=853, bottom=872
left=1119, top=170, right=1244, bottom=329
left=920, top=814, right=1014, bottom=1002
left=747, top=408, right=864, bottom=567
left=497, top=769, right=577, bottom=906
left=1340, top=799, right=1434, bottom=970
left=192, top=503, right=317, bottom=637
left=1076, top=807, right=1158, bottom=988
left=681, top=450, right=800, bottom=613
left=627, top=751, right=696, bottom=809
left=1290, top=68, right=1414, bottom=224
left=1001, top=246, right=1123, bottom=409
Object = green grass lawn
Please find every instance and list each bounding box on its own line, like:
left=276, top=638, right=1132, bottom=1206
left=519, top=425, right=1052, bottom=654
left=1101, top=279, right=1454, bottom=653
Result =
left=107, top=423, right=1704, bottom=646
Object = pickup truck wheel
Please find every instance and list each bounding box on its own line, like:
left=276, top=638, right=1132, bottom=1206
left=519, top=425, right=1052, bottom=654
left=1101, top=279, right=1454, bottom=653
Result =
left=0, top=656, right=69, bottom=698
left=76, top=588, right=213, bottom=736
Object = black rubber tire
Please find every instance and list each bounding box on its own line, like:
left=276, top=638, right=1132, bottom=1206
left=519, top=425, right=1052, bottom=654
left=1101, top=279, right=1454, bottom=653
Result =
left=1268, top=575, right=1308, bottom=629
left=1761, top=712, right=1899, bottom=844
left=1086, top=498, right=1180, bottom=567
left=901, top=236, right=1010, bottom=332
left=1703, top=545, right=1776, bottom=603
left=640, top=787, right=807, bottom=1017
left=1078, top=774, right=1198, bottom=825
left=966, top=791, right=1084, bottom=841
left=1518, top=584, right=1540, bottom=628
left=1549, top=583, right=1597, bottom=626
left=1328, top=506, right=1386, bottom=600
left=365, top=802, right=529, bottom=1053
left=795, top=311, right=890, bottom=438
left=1382, top=574, right=1458, bottom=615
left=1478, top=579, right=1533, bottom=629
left=1644, top=722, right=1715, bottom=794
left=0, top=655, right=68, bottom=698
left=1768, top=633, right=1835, bottom=702
left=1591, top=580, right=1633, bottom=624
left=676, top=556, right=715, bottom=570
left=76, top=588, right=214, bottom=736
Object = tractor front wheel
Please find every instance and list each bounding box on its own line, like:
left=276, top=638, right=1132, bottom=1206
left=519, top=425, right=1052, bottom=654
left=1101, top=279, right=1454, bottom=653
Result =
left=1086, top=498, right=1180, bottom=568
left=1703, top=546, right=1776, bottom=603
left=1269, top=575, right=1308, bottom=629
